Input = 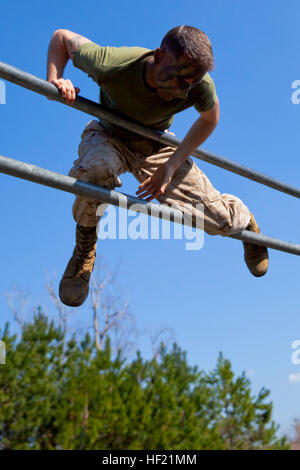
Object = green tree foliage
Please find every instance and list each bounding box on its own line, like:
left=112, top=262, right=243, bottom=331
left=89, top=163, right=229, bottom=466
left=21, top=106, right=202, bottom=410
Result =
left=0, top=310, right=289, bottom=450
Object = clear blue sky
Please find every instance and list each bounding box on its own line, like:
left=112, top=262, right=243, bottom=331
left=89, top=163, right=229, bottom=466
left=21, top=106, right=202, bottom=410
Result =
left=1, top=0, right=300, bottom=438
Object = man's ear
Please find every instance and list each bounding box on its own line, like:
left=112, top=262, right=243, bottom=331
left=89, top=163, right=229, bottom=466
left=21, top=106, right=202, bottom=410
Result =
left=154, top=48, right=164, bottom=64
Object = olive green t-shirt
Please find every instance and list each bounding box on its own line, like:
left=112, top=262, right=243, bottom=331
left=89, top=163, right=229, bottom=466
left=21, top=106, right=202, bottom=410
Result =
left=73, top=41, right=217, bottom=145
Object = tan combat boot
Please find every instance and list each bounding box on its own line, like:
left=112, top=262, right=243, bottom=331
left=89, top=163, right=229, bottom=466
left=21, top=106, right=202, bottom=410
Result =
left=243, top=213, right=269, bottom=277
left=59, top=224, right=97, bottom=307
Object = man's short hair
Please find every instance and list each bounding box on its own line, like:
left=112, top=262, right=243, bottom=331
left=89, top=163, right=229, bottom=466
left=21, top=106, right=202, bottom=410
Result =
left=161, top=26, right=214, bottom=75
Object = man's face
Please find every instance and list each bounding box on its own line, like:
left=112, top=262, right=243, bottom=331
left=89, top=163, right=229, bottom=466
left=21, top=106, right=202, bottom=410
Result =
left=154, top=49, right=205, bottom=101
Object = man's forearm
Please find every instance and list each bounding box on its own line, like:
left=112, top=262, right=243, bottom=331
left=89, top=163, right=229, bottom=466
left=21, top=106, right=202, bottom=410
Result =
left=167, top=116, right=217, bottom=170
left=47, top=30, right=69, bottom=81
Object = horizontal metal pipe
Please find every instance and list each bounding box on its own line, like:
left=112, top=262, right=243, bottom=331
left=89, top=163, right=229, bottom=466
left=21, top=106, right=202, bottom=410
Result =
left=0, top=154, right=191, bottom=227
left=1, top=61, right=300, bottom=199
left=0, top=154, right=300, bottom=256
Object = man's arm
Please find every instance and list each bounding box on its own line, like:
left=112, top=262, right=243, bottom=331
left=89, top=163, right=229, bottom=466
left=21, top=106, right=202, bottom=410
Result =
left=136, top=98, right=220, bottom=201
left=47, top=29, right=92, bottom=104
left=167, top=97, right=220, bottom=171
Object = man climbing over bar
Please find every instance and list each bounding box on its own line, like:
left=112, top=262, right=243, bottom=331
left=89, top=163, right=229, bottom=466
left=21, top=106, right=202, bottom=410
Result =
left=47, top=26, right=268, bottom=307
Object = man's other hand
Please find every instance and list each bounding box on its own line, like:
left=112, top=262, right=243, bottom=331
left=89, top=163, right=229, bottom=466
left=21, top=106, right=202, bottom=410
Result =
left=136, top=161, right=176, bottom=202
left=48, top=78, right=80, bottom=105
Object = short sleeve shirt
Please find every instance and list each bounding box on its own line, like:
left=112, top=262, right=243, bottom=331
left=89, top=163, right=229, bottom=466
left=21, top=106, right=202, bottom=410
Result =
left=73, top=41, right=217, bottom=141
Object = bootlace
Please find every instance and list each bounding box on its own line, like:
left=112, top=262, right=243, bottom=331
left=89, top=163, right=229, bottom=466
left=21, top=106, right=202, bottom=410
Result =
left=76, top=226, right=97, bottom=272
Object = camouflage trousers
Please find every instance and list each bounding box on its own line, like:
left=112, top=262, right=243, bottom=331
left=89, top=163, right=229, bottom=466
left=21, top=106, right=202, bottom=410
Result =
left=68, top=120, right=251, bottom=236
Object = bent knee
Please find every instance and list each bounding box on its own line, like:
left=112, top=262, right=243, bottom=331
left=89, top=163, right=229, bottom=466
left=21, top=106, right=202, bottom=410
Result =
left=69, top=163, right=122, bottom=189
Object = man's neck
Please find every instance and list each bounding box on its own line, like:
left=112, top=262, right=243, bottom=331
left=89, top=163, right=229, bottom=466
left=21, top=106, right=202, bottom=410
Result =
left=144, top=56, right=157, bottom=90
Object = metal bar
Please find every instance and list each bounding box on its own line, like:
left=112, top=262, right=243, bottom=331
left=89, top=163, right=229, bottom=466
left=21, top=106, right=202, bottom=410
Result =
left=1, top=61, right=300, bottom=199
left=0, top=154, right=300, bottom=256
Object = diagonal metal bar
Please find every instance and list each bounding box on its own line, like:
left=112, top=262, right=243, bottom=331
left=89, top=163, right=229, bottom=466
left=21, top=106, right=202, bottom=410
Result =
left=1, top=60, right=300, bottom=199
left=0, top=154, right=300, bottom=256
